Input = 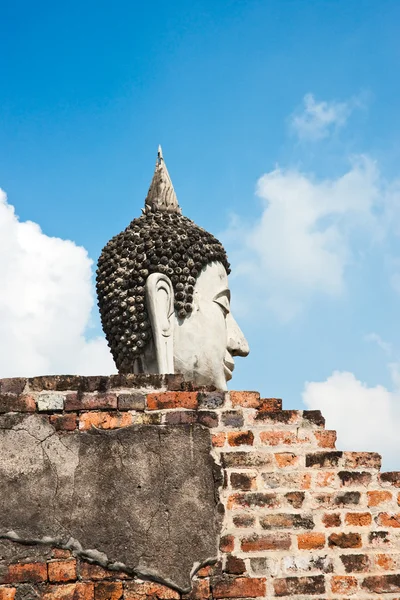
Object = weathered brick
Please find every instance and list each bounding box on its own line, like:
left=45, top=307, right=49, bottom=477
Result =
left=227, top=431, right=254, bottom=446
left=328, top=532, right=362, bottom=548
left=275, top=452, right=299, bottom=468
left=254, top=410, right=301, bottom=424
left=282, top=554, right=333, bottom=574
left=219, top=535, right=235, bottom=553
left=369, top=530, right=390, bottom=546
left=50, top=413, right=77, bottom=431
left=131, top=412, right=161, bottom=425
left=221, top=411, right=244, bottom=428
left=284, top=491, right=305, bottom=508
left=0, top=377, right=27, bottom=395
left=322, top=512, right=341, bottom=528
left=0, top=589, right=16, bottom=600
left=117, top=393, right=145, bottom=411
left=302, top=410, right=325, bottom=427
left=0, top=394, right=35, bottom=413
left=197, top=411, right=219, bottom=428
left=230, top=391, right=260, bottom=408
left=380, top=472, right=400, bottom=487
left=334, top=491, right=361, bottom=506
left=310, top=493, right=334, bottom=509
left=190, top=578, right=210, bottom=599
left=5, top=562, right=47, bottom=583
left=42, top=583, right=94, bottom=600
left=362, top=574, right=400, bottom=593
left=375, top=553, right=396, bottom=570
left=65, top=393, right=117, bottom=411
left=331, top=575, right=358, bottom=594
left=232, top=514, right=255, bottom=528
left=146, top=392, right=198, bottom=410
left=79, top=563, right=129, bottom=581
left=259, top=430, right=297, bottom=446
left=343, top=451, right=381, bottom=469
left=212, top=432, right=226, bottom=447
left=367, top=490, right=392, bottom=506
left=316, top=471, right=336, bottom=487
left=230, top=472, right=257, bottom=491
left=273, top=575, right=325, bottom=596
left=345, top=512, right=372, bottom=526
left=338, top=471, right=372, bottom=487
left=314, top=430, right=337, bottom=448
left=341, top=554, right=371, bottom=573
left=79, top=411, right=133, bottom=431
left=94, top=581, right=123, bottom=600
left=297, top=533, right=325, bottom=550
left=260, top=513, right=314, bottom=530
left=48, top=560, right=77, bottom=583
left=52, top=549, right=72, bottom=559
left=227, top=492, right=279, bottom=509
left=306, top=451, right=342, bottom=468
left=262, top=471, right=311, bottom=490
left=197, top=392, right=225, bottom=409
left=196, top=565, right=213, bottom=578
left=222, top=451, right=273, bottom=469
left=164, top=411, right=197, bottom=425
left=212, top=576, right=266, bottom=598
left=241, top=533, right=291, bottom=552
left=377, top=512, right=400, bottom=528
left=38, top=392, right=65, bottom=412
left=259, top=398, right=282, bottom=412
left=124, top=582, right=179, bottom=600
left=224, top=555, right=246, bottom=575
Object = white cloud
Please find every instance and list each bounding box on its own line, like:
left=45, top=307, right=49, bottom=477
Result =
left=224, top=155, right=381, bottom=319
left=303, top=369, right=400, bottom=471
left=0, top=188, right=116, bottom=377
left=290, top=93, right=354, bottom=141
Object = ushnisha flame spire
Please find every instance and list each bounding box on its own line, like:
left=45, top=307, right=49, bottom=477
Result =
left=143, top=145, right=182, bottom=215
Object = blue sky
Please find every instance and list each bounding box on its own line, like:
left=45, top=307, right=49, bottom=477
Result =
left=1, top=0, right=400, bottom=467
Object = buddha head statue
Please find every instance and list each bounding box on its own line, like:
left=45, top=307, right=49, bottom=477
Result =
left=96, top=147, right=249, bottom=390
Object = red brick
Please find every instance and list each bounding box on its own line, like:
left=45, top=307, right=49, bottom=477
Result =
left=65, top=393, right=117, bottom=411
left=124, top=581, right=179, bottom=599
left=297, top=532, right=325, bottom=549
left=94, top=581, right=123, bottom=599
left=0, top=589, right=16, bottom=600
left=42, top=582, right=94, bottom=599
left=79, top=411, right=133, bottom=431
left=212, top=433, right=226, bottom=447
left=0, top=394, right=36, bottom=413
left=196, top=566, right=213, bottom=578
left=331, top=575, right=358, bottom=594
left=328, top=532, right=362, bottom=548
left=219, top=535, right=235, bottom=553
left=341, top=554, right=371, bottom=573
left=285, top=491, right=305, bottom=508
left=273, top=575, right=325, bottom=597
left=230, top=472, right=257, bottom=491
left=52, top=549, right=72, bottom=559
left=368, top=490, right=393, bottom=507
left=213, top=577, right=266, bottom=598
left=227, top=431, right=254, bottom=446
left=322, top=513, right=341, bottom=528
left=5, top=562, right=47, bottom=583
left=259, top=398, right=282, bottom=412
left=230, top=391, right=260, bottom=408
left=314, top=430, right=337, bottom=448
left=50, top=413, right=77, bottom=431
left=376, top=553, right=396, bottom=570
left=241, top=533, right=291, bottom=552
left=343, top=451, right=381, bottom=469
left=146, top=392, right=198, bottom=410
left=377, top=512, right=400, bottom=528
left=197, top=411, right=219, bottom=428
left=345, top=512, right=372, bottom=526
left=275, top=452, right=299, bottom=468
left=232, top=514, right=255, bottom=528
left=316, top=471, right=336, bottom=487
left=48, top=560, right=77, bottom=583
left=362, top=574, right=400, bottom=593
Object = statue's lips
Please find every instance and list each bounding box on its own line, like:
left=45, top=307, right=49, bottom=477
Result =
left=223, top=355, right=235, bottom=380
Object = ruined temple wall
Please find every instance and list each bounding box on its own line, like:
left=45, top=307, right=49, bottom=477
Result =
left=1, top=376, right=400, bottom=599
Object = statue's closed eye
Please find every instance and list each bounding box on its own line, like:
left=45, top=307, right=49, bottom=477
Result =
left=214, top=296, right=230, bottom=317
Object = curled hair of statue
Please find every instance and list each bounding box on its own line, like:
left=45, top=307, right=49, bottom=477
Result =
left=96, top=148, right=230, bottom=373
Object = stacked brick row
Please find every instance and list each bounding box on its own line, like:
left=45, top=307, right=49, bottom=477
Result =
left=1, top=376, right=400, bottom=599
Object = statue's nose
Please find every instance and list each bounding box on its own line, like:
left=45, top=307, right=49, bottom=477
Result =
left=227, top=314, right=250, bottom=357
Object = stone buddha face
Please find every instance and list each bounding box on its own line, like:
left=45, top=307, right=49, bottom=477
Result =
left=96, top=148, right=249, bottom=390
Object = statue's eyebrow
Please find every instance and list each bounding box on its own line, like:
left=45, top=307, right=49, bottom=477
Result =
left=213, top=289, right=231, bottom=302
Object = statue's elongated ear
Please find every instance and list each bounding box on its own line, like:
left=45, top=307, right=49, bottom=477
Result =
left=145, top=273, right=175, bottom=374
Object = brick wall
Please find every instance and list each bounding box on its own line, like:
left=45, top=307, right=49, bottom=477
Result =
left=1, top=376, right=400, bottom=599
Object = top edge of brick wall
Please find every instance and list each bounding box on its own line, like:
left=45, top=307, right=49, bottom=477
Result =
left=0, top=374, right=220, bottom=394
